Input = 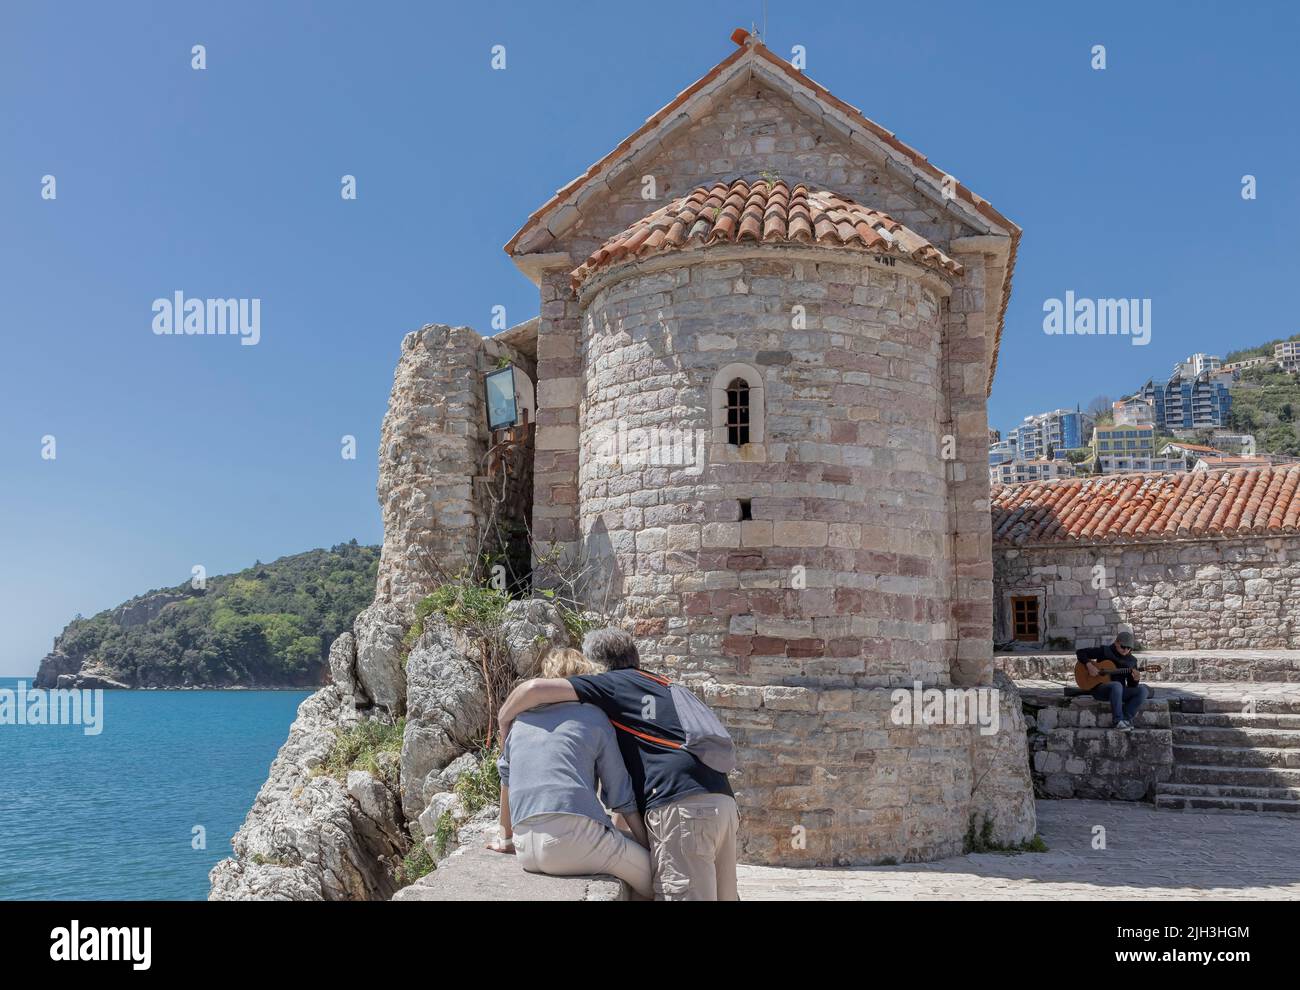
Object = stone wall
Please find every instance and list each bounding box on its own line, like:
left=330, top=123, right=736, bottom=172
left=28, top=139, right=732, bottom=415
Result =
left=993, top=537, right=1300, bottom=651
left=577, top=249, right=952, bottom=683
left=375, top=324, right=535, bottom=609
left=1020, top=687, right=1174, bottom=801
left=566, top=248, right=1036, bottom=865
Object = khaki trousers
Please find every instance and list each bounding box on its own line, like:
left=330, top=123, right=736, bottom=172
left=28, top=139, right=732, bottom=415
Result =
left=514, top=813, right=653, bottom=899
left=645, top=793, right=739, bottom=901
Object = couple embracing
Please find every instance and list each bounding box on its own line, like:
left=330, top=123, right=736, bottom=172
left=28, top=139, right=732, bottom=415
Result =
left=492, top=628, right=739, bottom=901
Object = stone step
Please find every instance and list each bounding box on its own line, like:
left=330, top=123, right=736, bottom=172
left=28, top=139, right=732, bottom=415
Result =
left=1155, top=793, right=1300, bottom=815
left=1173, top=763, right=1300, bottom=788
left=1172, top=725, right=1300, bottom=749
left=1171, top=711, right=1300, bottom=730
left=1156, top=781, right=1300, bottom=802
left=1173, top=743, right=1300, bottom=769
left=1180, top=697, right=1300, bottom=716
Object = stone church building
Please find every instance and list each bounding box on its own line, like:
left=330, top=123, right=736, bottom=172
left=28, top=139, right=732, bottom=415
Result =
left=379, top=30, right=1035, bottom=866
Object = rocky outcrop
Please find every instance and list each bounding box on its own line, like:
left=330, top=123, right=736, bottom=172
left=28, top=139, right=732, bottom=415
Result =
left=209, top=685, right=408, bottom=901
left=400, top=625, right=491, bottom=823
left=211, top=598, right=573, bottom=900
left=353, top=602, right=407, bottom=713
left=110, top=591, right=189, bottom=629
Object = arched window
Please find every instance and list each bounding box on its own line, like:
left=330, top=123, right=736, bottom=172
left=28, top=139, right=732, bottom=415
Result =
left=710, top=363, right=764, bottom=446
left=725, top=378, right=750, bottom=446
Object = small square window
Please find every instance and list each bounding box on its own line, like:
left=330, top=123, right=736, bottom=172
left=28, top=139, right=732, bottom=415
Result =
left=738, top=498, right=753, bottom=521
left=1011, top=596, right=1040, bottom=642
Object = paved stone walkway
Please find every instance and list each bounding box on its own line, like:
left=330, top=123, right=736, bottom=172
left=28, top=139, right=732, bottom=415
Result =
left=737, top=799, right=1300, bottom=900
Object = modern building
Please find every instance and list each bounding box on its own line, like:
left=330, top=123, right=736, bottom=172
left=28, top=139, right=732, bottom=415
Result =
left=1159, top=441, right=1224, bottom=469
left=990, top=458, right=1076, bottom=485
left=1134, top=371, right=1232, bottom=431
left=1220, top=355, right=1271, bottom=375
left=1092, top=423, right=1185, bottom=474
left=1112, top=396, right=1155, bottom=427
left=1174, top=353, right=1222, bottom=378
left=1210, top=431, right=1257, bottom=455
left=988, top=438, right=1018, bottom=469
left=1006, top=408, right=1093, bottom=461
left=1275, top=341, right=1300, bottom=374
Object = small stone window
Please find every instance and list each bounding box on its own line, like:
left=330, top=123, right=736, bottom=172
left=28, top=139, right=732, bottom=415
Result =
left=1011, top=596, right=1040, bottom=642
left=725, top=379, right=751, bottom=446
left=711, top=363, right=764, bottom=446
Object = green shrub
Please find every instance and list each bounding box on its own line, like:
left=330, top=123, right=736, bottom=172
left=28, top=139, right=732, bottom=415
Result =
left=316, top=718, right=405, bottom=784
left=431, top=811, right=457, bottom=859
left=393, top=838, right=435, bottom=887
left=963, top=814, right=1048, bottom=855
left=452, top=747, right=501, bottom=816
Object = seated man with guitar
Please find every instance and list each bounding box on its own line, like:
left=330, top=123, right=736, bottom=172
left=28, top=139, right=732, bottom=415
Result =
left=1074, top=630, right=1154, bottom=732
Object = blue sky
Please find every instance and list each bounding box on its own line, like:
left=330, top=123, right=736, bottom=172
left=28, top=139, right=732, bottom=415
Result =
left=2, top=1, right=1297, bottom=675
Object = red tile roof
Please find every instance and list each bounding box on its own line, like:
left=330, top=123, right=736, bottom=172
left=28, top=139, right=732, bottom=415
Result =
left=505, top=31, right=1019, bottom=393
left=991, top=466, right=1300, bottom=546
left=570, top=178, right=963, bottom=288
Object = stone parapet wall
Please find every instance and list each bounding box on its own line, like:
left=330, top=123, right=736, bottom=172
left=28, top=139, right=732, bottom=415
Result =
left=994, top=537, right=1300, bottom=651
left=1020, top=688, right=1174, bottom=801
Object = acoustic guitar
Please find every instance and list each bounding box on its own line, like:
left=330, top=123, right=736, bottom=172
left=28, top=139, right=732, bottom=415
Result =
left=1074, top=659, right=1163, bottom=691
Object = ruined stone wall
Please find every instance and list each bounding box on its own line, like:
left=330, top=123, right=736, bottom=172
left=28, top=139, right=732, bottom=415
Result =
left=375, top=324, right=535, bottom=609
left=993, top=537, right=1300, bottom=650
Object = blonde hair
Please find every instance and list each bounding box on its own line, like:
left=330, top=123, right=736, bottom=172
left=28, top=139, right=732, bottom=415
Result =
left=540, top=646, right=602, bottom=679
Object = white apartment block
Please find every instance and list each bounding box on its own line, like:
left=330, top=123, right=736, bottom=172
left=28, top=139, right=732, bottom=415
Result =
left=990, top=458, right=1077, bottom=486
left=1174, top=353, right=1222, bottom=378
left=1092, top=423, right=1186, bottom=475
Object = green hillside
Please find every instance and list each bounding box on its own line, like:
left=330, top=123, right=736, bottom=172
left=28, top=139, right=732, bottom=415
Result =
left=36, top=542, right=379, bottom=688
left=1229, top=365, right=1300, bottom=457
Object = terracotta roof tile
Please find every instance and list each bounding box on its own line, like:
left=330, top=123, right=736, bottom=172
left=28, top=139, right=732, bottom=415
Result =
left=571, top=178, right=963, bottom=288
left=991, top=466, right=1300, bottom=547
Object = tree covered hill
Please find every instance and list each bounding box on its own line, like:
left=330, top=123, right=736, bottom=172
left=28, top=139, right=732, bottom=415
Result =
left=34, top=542, right=379, bottom=689
left=1229, top=365, right=1300, bottom=457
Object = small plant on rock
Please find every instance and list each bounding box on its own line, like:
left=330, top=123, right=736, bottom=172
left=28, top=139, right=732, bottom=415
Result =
left=315, top=717, right=405, bottom=784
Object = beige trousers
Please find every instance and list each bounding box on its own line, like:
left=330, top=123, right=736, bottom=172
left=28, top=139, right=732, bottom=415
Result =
left=513, top=813, right=653, bottom=899
left=644, top=793, right=740, bottom=901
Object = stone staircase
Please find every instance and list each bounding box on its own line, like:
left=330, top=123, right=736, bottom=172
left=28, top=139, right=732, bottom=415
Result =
left=1157, top=697, right=1300, bottom=815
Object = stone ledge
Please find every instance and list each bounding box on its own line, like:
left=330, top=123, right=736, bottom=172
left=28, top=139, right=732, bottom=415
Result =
left=997, top=650, right=1300, bottom=684
left=391, top=842, right=629, bottom=902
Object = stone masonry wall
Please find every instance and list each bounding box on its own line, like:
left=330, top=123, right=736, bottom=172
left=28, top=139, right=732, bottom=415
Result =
left=1020, top=687, right=1174, bottom=801
left=376, top=324, right=534, bottom=609
left=577, top=250, right=952, bottom=686
left=570, top=249, right=1040, bottom=865
left=994, top=537, right=1300, bottom=650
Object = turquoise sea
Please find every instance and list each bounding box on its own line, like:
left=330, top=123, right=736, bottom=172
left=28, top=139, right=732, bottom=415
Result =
left=0, top=677, right=309, bottom=900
